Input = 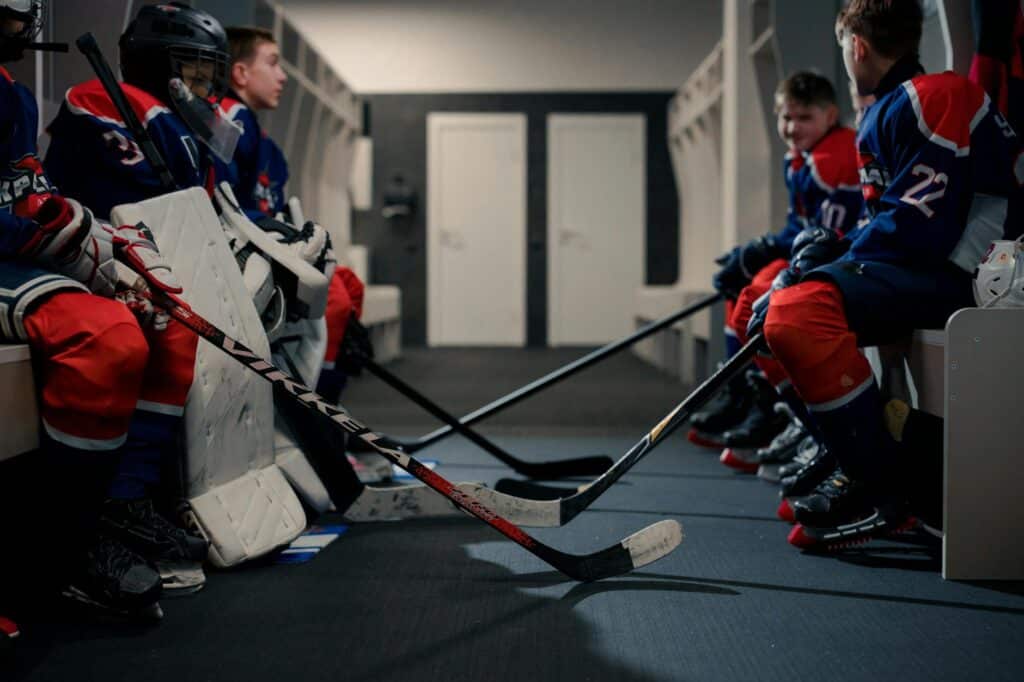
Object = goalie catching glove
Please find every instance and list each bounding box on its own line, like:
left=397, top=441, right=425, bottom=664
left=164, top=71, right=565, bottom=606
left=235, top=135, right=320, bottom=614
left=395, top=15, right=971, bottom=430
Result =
left=256, top=216, right=338, bottom=279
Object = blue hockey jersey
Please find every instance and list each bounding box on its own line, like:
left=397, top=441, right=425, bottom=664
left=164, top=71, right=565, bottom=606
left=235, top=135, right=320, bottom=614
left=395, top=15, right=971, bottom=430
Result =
left=44, top=80, right=210, bottom=219
left=776, top=125, right=864, bottom=254
left=0, top=66, right=54, bottom=258
left=844, top=63, right=1023, bottom=268
left=214, top=94, right=289, bottom=220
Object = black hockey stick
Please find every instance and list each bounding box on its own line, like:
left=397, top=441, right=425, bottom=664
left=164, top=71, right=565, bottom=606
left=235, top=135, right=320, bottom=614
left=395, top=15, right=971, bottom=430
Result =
left=364, top=359, right=613, bottom=478
left=148, top=289, right=683, bottom=580
left=392, top=293, right=723, bottom=453
left=76, top=33, right=179, bottom=192
left=459, top=335, right=762, bottom=526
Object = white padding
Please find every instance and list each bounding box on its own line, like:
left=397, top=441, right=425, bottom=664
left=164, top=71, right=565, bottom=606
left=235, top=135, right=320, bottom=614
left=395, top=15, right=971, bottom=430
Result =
left=186, top=466, right=305, bottom=567
left=362, top=285, right=401, bottom=325
left=111, top=188, right=305, bottom=566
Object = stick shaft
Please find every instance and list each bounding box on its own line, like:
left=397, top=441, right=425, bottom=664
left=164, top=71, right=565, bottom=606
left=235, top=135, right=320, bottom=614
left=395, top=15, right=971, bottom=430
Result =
left=409, top=293, right=722, bottom=451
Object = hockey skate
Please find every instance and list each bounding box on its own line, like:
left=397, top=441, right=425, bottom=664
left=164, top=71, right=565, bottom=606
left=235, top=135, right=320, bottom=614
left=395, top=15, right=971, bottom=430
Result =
left=756, top=407, right=810, bottom=482
left=788, top=501, right=916, bottom=551
left=61, top=537, right=164, bottom=621
left=101, top=498, right=209, bottom=595
left=687, top=370, right=752, bottom=448
left=719, top=373, right=789, bottom=472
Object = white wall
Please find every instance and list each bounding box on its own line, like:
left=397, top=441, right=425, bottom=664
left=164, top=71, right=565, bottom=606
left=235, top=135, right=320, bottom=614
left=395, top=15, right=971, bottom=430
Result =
left=281, top=0, right=722, bottom=93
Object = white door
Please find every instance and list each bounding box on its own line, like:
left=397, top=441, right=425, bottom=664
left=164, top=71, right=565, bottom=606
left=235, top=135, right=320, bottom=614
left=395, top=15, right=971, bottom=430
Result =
left=427, top=113, right=527, bottom=346
left=548, top=114, right=646, bottom=345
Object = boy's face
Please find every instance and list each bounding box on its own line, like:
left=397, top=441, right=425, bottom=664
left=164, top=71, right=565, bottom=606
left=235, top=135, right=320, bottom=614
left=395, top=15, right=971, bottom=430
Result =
left=775, top=96, right=837, bottom=152
left=233, top=40, right=287, bottom=111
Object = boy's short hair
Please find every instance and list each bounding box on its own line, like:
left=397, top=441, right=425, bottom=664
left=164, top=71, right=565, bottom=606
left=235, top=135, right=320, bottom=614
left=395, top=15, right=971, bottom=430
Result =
left=226, top=26, right=276, bottom=64
left=774, top=71, right=838, bottom=110
left=835, top=0, right=924, bottom=59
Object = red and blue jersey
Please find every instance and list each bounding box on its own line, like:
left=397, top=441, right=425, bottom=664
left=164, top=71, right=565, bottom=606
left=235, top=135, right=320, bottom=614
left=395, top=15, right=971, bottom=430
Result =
left=214, top=94, right=289, bottom=221
left=776, top=126, right=863, bottom=254
left=44, top=80, right=209, bottom=219
left=845, top=61, right=1024, bottom=268
left=0, top=67, right=55, bottom=258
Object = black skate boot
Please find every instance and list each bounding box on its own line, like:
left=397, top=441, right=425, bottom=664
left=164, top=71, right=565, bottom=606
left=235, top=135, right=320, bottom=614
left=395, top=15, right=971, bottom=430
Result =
left=719, top=373, right=789, bottom=472
left=777, top=443, right=836, bottom=522
left=755, top=405, right=809, bottom=482
left=62, top=536, right=163, bottom=620
left=788, top=497, right=915, bottom=551
left=687, top=370, right=752, bottom=449
left=102, top=498, right=209, bottom=595
left=787, top=470, right=874, bottom=527
left=776, top=435, right=820, bottom=481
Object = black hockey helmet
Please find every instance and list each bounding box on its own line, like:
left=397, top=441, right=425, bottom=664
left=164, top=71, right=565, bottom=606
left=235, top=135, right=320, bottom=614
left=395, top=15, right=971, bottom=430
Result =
left=0, top=0, right=45, bottom=62
left=120, top=2, right=230, bottom=103
left=120, top=3, right=240, bottom=162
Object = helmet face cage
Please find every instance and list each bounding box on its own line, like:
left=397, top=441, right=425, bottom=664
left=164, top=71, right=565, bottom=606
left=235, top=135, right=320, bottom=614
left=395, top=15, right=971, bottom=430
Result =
left=168, top=46, right=230, bottom=102
left=0, top=0, right=44, bottom=41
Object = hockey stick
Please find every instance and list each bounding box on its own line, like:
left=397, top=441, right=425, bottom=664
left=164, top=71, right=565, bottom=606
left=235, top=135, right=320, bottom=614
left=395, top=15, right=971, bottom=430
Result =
left=393, top=293, right=723, bottom=453
left=364, top=360, right=613, bottom=478
left=149, top=290, right=683, bottom=580
left=459, top=335, right=762, bottom=526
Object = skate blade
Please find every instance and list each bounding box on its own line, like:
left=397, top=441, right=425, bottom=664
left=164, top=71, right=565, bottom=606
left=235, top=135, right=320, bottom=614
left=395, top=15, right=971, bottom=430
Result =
left=157, top=561, right=206, bottom=597
left=61, top=586, right=164, bottom=622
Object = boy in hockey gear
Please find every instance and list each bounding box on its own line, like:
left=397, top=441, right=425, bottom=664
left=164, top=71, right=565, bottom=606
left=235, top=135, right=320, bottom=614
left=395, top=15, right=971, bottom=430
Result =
left=42, top=3, right=225, bottom=594
left=762, top=0, right=1023, bottom=550
left=702, top=72, right=864, bottom=461
left=216, top=25, right=369, bottom=403
left=45, top=2, right=237, bottom=217
left=0, top=0, right=173, bottom=618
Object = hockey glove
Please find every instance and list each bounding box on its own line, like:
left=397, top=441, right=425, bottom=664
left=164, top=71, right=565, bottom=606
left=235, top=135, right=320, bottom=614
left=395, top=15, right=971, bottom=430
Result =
left=108, top=223, right=183, bottom=332
left=746, top=288, right=773, bottom=345
left=256, top=216, right=338, bottom=278
left=713, top=235, right=783, bottom=296
left=338, top=313, right=374, bottom=376
left=19, top=196, right=119, bottom=297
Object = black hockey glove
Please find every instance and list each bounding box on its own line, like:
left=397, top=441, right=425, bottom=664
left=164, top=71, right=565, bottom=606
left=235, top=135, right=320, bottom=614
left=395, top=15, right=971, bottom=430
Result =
left=746, top=227, right=850, bottom=340
left=338, top=313, right=375, bottom=376
left=712, top=235, right=784, bottom=297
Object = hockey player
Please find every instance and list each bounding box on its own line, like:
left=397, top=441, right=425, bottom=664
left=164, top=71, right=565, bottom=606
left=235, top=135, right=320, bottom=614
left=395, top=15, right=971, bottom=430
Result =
left=42, top=3, right=239, bottom=596
left=0, top=0, right=207, bottom=618
left=215, top=25, right=369, bottom=404
left=753, top=0, right=1023, bottom=548
left=696, top=72, right=863, bottom=465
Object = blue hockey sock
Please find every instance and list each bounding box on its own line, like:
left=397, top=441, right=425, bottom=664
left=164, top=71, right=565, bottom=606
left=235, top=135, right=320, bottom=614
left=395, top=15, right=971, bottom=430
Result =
left=108, top=410, right=180, bottom=500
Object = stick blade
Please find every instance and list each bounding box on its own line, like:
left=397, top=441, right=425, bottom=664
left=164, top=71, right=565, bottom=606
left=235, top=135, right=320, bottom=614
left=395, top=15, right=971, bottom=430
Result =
left=456, top=482, right=562, bottom=527
left=565, top=519, right=684, bottom=582
left=517, top=455, right=612, bottom=479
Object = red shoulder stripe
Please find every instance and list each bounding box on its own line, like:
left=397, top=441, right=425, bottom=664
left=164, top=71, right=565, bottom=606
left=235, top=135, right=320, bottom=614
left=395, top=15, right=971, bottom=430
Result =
left=0, top=66, right=13, bottom=84
left=808, top=127, right=860, bottom=192
left=65, top=79, right=171, bottom=127
left=903, top=73, right=989, bottom=157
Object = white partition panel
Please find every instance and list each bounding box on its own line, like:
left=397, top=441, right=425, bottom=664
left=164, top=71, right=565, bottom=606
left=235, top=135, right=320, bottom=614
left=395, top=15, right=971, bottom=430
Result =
left=427, top=113, right=527, bottom=346
left=548, top=114, right=646, bottom=345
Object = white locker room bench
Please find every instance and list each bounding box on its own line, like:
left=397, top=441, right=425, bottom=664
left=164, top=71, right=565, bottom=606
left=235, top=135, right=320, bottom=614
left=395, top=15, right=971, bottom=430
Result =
left=0, top=344, right=37, bottom=462
left=345, top=244, right=402, bottom=364
left=631, top=286, right=721, bottom=385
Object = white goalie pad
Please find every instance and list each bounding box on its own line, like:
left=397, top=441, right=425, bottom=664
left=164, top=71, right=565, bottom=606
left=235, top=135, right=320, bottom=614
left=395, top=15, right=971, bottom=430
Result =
left=271, top=317, right=334, bottom=513
left=110, top=188, right=306, bottom=567
left=214, top=183, right=330, bottom=320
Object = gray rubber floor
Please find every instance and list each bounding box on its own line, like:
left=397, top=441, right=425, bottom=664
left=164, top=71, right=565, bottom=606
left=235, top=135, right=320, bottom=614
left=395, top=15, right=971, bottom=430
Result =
left=7, top=348, right=1024, bottom=681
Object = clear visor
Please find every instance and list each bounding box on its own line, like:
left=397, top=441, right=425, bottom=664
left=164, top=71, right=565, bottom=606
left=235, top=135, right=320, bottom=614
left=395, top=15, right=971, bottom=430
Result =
left=168, top=77, right=242, bottom=163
